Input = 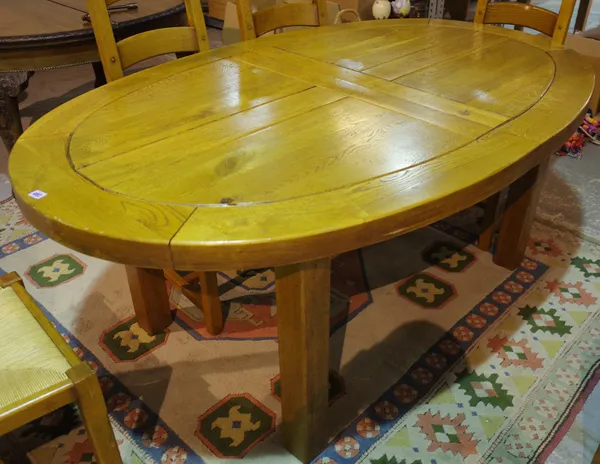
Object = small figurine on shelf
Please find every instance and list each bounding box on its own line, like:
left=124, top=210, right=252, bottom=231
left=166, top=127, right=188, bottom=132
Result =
left=372, top=0, right=391, bottom=19
left=391, top=0, right=411, bottom=17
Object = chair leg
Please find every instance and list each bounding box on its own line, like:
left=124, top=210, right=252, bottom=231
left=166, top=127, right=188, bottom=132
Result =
left=67, top=364, right=122, bottom=464
left=165, top=270, right=224, bottom=335
left=196, top=271, right=223, bottom=335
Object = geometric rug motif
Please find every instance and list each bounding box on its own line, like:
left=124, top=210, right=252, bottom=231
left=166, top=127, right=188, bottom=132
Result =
left=25, top=253, right=86, bottom=288
left=422, top=241, right=476, bottom=273
left=545, top=279, right=598, bottom=307
left=455, top=369, right=514, bottom=410
left=487, top=335, right=545, bottom=370
left=571, top=256, right=600, bottom=278
left=518, top=305, right=572, bottom=335
left=415, top=411, right=479, bottom=456
left=195, top=394, right=275, bottom=458
left=396, top=272, right=456, bottom=309
left=100, top=317, right=169, bottom=363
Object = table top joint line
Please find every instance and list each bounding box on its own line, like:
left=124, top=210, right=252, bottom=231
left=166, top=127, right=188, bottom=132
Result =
left=233, top=46, right=511, bottom=127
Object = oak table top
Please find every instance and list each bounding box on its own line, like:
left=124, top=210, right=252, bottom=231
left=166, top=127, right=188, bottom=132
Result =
left=10, top=19, right=592, bottom=271
left=8, top=19, right=593, bottom=463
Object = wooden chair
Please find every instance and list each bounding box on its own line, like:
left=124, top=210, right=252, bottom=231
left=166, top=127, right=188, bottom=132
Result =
left=474, top=0, right=576, bottom=45
left=86, top=0, right=223, bottom=335
left=236, top=0, right=329, bottom=40
left=0, top=272, right=121, bottom=463
left=163, top=270, right=223, bottom=335
left=86, top=0, right=210, bottom=82
left=474, top=0, right=576, bottom=252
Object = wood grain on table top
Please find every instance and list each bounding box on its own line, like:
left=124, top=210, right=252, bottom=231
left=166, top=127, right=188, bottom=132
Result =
left=0, top=0, right=183, bottom=37
left=9, top=20, right=593, bottom=270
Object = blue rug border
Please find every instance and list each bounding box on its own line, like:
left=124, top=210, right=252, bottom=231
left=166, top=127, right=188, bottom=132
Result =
left=0, top=232, right=48, bottom=259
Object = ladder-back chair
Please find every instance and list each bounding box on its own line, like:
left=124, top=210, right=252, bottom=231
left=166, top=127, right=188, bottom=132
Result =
left=86, top=0, right=210, bottom=82
left=236, top=0, right=329, bottom=41
left=474, top=0, right=577, bottom=45
left=86, top=0, right=223, bottom=336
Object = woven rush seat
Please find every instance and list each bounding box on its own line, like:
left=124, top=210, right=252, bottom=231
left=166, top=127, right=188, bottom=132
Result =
left=0, top=286, right=70, bottom=413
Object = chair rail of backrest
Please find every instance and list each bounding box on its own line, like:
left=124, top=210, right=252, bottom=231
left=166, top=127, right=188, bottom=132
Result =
left=117, top=27, right=200, bottom=70
left=474, top=0, right=577, bottom=45
left=236, top=0, right=328, bottom=40
left=86, top=0, right=210, bottom=82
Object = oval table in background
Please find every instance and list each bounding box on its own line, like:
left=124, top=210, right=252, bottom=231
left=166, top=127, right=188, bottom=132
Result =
left=9, top=19, right=593, bottom=463
left=0, top=0, right=186, bottom=151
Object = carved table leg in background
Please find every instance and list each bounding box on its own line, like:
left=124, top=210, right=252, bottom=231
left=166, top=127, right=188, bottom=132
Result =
left=0, top=72, right=28, bottom=152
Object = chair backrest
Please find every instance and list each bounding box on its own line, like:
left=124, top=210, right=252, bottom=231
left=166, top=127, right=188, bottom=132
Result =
left=236, top=0, right=328, bottom=41
left=86, top=0, right=210, bottom=82
left=474, top=0, right=577, bottom=45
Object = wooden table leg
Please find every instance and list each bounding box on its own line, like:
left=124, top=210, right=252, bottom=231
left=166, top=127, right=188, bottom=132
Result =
left=125, top=266, right=172, bottom=335
left=197, top=271, right=224, bottom=336
left=275, top=258, right=331, bottom=463
left=478, top=191, right=501, bottom=252
left=493, top=160, right=549, bottom=270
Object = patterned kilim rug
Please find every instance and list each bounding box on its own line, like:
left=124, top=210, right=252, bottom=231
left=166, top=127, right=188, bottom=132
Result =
left=1, top=198, right=600, bottom=464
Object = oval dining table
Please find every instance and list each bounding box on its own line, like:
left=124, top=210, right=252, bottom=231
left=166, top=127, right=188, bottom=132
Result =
left=9, top=18, right=593, bottom=463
